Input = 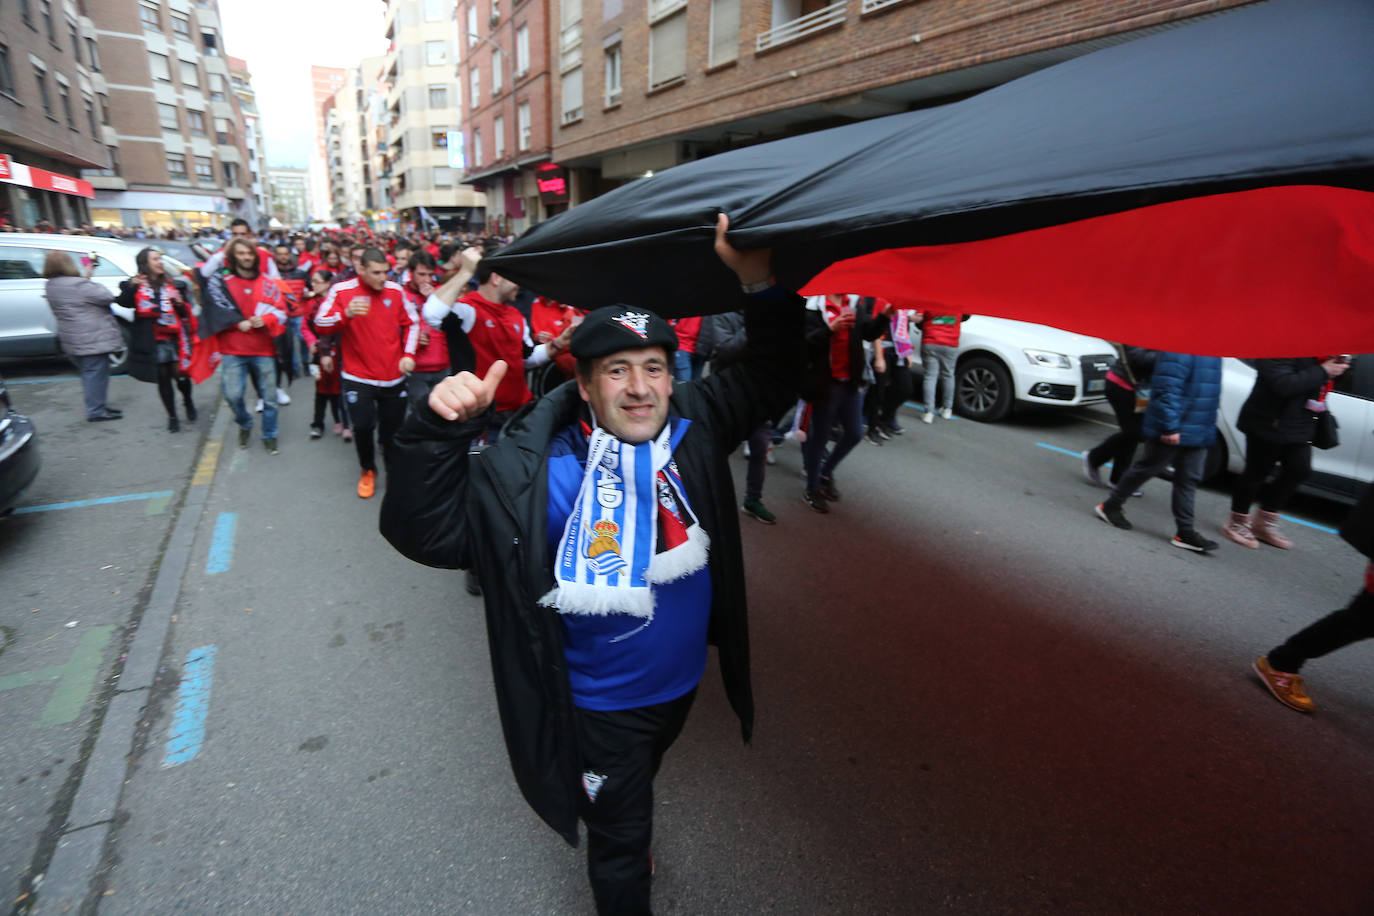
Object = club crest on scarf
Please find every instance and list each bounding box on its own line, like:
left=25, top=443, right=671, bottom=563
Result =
left=612, top=310, right=652, bottom=339
left=584, top=519, right=626, bottom=575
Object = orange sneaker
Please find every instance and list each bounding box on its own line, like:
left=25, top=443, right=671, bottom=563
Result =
left=357, top=469, right=377, bottom=499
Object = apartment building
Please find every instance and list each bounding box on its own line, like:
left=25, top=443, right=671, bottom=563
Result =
left=0, top=0, right=109, bottom=228
left=79, top=0, right=254, bottom=230
left=545, top=0, right=1260, bottom=203
left=266, top=166, right=310, bottom=227
left=309, top=65, right=346, bottom=222
left=228, top=56, right=269, bottom=226
left=381, top=0, right=485, bottom=230
left=456, top=0, right=559, bottom=234
left=324, top=62, right=376, bottom=224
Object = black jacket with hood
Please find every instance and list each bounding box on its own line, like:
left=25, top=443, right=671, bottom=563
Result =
left=380, top=289, right=804, bottom=845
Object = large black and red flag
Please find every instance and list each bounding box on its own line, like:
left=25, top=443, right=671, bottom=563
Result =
left=485, top=0, right=1374, bottom=356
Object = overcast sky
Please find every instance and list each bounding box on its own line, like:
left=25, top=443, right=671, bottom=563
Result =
left=219, top=0, right=391, bottom=169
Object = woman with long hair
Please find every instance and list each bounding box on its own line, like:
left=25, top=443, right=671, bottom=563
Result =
left=42, top=250, right=125, bottom=421
left=116, top=247, right=198, bottom=431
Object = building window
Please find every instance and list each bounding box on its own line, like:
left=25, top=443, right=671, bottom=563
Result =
left=69, top=20, right=80, bottom=57
left=34, top=67, right=52, bottom=117
left=166, top=153, right=188, bottom=179
left=0, top=45, right=13, bottom=96
left=432, top=130, right=449, bottom=148
left=648, top=8, right=687, bottom=90
left=709, top=0, right=739, bottom=67
left=99, top=93, right=110, bottom=124
left=469, top=66, right=480, bottom=108
left=488, top=115, right=503, bottom=161
left=20, top=0, right=33, bottom=28
left=172, top=12, right=191, bottom=38
left=604, top=43, right=621, bottom=105
left=515, top=24, right=529, bottom=77
left=202, top=31, right=219, bottom=56
left=471, top=127, right=483, bottom=167
left=491, top=48, right=503, bottom=95
left=41, top=0, right=56, bottom=43
left=560, top=0, right=582, bottom=72
left=466, top=4, right=478, bottom=45
left=85, top=36, right=100, bottom=71
left=428, top=84, right=447, bottom=108
left=214, top=118, right=232, bottom=144
left=181, top=60, right=200, bottom=87
left=208, top=73, right=226, bottom=101
left=188, top=109, right=207, bottom=136
left=150, top=53, right=171, bottom=82
left=140, top=1, right=161, bottom=30
left=433, top=166, right=453, bottom=187
left=83, top=95, right=98, bottom=136
left=560, top=66, right=582, bottom=125
left=157, top=103, right=179, bottom=129
left=517, top=100, right=530, bottom=151
left=425, top=40, right=446, bottom=66
left=194, top=155, right=214, bottom=181
left=58, top=81, right=74, bottom=128
left=223, top=161, right=238, bottom=186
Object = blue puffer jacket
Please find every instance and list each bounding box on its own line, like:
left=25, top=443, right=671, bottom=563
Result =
left=1141, top=352, right=1221, bottom=447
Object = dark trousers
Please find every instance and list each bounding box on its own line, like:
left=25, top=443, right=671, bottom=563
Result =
left=1268, top=588, right=1374, bottom=673
left=1105, top=439, right=1208, bottom=534
left=1087, top=382, right=1144, bottom=485
left=865, top=358, right=914, bottom=429
left=803, top=380, right=864, bottom=490
left=156, top=362, right=193, bottom=420
left=72, top=353, right=112, bottom=419
left=1231, top=438, right=1312, bottom=513
left=745, top=422, right=772, bottom=502
left=312, top=392, right=342, bottom=427
left=575, top=689, right=696, bottom=916
left=342, top=379, right=406, bottom=473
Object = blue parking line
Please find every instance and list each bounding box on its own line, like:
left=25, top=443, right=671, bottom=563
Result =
left=14, top=490, right=176, bottom=515
left=1036, top=442, right=1337, bottom=534
left=163, top=645, right=216, bottom=768
left=5, top=376, right=81, bottom=385
left=205, top=513, right=236, bottom=574
left=902, top=401, right=935, bottom=415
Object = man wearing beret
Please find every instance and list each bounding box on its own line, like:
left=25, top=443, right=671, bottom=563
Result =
left=380, top=215, right=802, bottom=914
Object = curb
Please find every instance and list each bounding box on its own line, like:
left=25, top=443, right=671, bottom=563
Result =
left=31, top=401, right=231, bottom=915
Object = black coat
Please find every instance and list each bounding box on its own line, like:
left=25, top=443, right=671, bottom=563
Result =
left=379, top=291, right=804, bottom=845
left=116, top=277, right=192, bottom=384
left=1236, top=358, right=1330, bottom=445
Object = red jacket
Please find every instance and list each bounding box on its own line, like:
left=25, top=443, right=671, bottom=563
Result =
left=530, top=297, right=581, bottom=379
left=921, top=313, right=965, bottom=348
left=314, top=278, right=417, bottom=385
left=216, top=275, right=286, bottom=357
left=403, top=283, right=450, bottom=373
left=461, top=290, right=533, bottom=412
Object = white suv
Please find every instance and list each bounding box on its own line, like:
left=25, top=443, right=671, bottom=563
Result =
left=922, top=316, right=1116, bottom=422
left=1210, top=357, right=1373, bottom=501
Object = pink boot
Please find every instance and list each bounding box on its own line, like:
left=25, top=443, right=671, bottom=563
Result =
left=1221, top=511, right=1259, bottom=548
left=1251, top=509, right=1293, bottom=549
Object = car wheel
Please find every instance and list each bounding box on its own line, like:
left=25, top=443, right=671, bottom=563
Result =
left=1201, top=432, right=1228, bottom=482
left=956, top=356, right=1013, bottom=422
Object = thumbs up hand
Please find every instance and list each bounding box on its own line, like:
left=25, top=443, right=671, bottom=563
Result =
left=428, top=360, right=508, bottom=422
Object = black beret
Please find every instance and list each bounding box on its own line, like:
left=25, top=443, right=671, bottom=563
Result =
left=569, top=306, right=679, bottom=360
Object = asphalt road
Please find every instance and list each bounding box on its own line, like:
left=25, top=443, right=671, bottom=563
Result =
left=2, top=359, right=1371, bottom=915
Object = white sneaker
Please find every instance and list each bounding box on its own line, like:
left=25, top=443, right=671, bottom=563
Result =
left=939, top=407, right=953, bottom=420
left=254, top=398, right=264, bottom=412
left=921, top=412, right=934, bottom=424
left=742, top=441, right=752, bottom=458
left=276, top=387, right=291, bottom=405
left=766, top=443, right=776, bottom=465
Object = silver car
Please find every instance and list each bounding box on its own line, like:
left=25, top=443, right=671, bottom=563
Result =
left=0, top=234, right=195, bottom=373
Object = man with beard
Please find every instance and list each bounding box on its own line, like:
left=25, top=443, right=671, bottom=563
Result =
left=381, top=215, right=801, bottom=915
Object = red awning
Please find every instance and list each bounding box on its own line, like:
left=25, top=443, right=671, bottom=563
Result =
left=0, top=154, right=96, bottom=199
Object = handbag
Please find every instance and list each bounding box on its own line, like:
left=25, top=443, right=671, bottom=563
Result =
left=1312, top=410, right=1340, bottom=450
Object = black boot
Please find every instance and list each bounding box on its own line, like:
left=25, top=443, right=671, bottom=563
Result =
left=168, top=416, right=180, bottom=433
left=184, top=400, right=197, bottom=422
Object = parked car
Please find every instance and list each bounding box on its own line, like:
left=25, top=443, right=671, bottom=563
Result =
left=0, top=234, right=194, bottom=373
left=1208, top=356, right=1374, bottom=501
left=0, top=372, right=39, bottom=517
left=907, top=316, right=1116, bottom=422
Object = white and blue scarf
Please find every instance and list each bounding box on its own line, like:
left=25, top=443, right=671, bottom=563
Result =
left=540, top=417, right=709, bottom=618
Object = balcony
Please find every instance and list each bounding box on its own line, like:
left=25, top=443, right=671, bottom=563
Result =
left=756, top=1, right=846, bottom=53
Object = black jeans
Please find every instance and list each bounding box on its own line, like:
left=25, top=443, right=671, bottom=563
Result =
left=342, top=379, right=406, bottom=473
left=575, top=689, right=697, bottom=916
left=865, top=357, right=914, bottom=430
left=1087, top=381, right=1143, bottom=485
left=1231, top=437, right=1312, bottom=513
left=1268, top=587, right=1374, bottom=673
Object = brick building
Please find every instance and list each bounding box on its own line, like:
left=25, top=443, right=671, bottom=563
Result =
left=457, top=0, right=562, bottom=234
left=0, top=0, right=108, bottom=228
left=539, top=0, right=1259, bottom=205
left=79, top=0, right=255, bottom=231
left=309, top=65, right=347, bottom=222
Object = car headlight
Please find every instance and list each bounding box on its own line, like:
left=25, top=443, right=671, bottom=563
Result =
left=1023, top=349, right=1072, bottom=369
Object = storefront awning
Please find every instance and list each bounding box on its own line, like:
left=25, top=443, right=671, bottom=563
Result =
left=0, top=154, right=95, bottom=199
